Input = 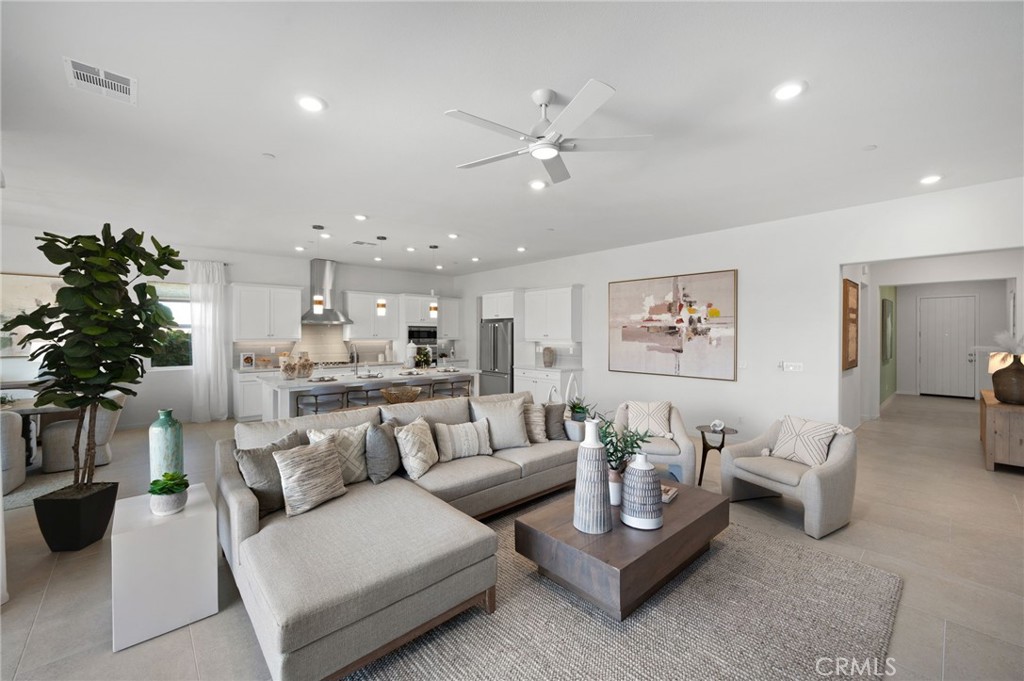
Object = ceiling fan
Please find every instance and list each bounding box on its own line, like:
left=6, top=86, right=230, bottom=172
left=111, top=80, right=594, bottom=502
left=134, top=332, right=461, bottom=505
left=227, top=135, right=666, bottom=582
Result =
left=445, top=79, right=652, bottom=184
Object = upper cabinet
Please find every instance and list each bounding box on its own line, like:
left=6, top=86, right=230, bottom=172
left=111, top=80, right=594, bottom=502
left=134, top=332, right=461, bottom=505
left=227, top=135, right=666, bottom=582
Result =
left=524, top=285, right=582, bottom=343
left=438, top=297, right=462, bottom=339
left=481, top=291, right=515, bottom=319
left=345, top=292, right=400, bottom=340
left=402, top=294, right=437, bottom=326
left=232, top=284, right=302, bottom=341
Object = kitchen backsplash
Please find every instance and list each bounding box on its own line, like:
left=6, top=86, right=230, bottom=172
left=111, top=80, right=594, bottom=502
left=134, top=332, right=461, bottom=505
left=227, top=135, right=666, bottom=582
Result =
left=532, top=344, right=583, bottom=369
left=289, top=325, right=351, bottom=362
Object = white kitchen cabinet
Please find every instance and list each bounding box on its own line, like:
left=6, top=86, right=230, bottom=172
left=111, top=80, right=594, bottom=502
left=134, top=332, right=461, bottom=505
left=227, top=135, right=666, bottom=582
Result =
left=514, top=368, right=583, bottom=405
left=232, top=372, right=264, bottom=421
left=438, top=297, right=462, bottom=339
left=524, top=285, right=581, bottom=343
left=402, top=294, right=437, bottom=326
left=481, top=291, right=514, bottom=319
left=345, top=292, right=400, bottom=340
left=232, top=285, right=302, bottom=341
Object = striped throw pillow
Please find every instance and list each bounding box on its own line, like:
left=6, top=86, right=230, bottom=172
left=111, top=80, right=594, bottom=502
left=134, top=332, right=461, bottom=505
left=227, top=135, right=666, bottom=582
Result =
left=524, top=404, right=549, bottom=443
left=273, top=437, right=348, bottom=516
left=435, top=419, right=492, bottom=462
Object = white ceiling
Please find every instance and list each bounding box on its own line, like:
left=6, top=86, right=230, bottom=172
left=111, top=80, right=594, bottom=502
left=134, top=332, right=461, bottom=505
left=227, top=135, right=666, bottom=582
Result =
left=3, top=2, right=1022, bottom=274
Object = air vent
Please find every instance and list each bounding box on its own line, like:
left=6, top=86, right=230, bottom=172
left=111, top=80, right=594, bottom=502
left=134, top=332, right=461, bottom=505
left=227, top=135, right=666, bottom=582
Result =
left=63, top=57, right=137, bottom=105
left=350, top=241, right=378, bottom=247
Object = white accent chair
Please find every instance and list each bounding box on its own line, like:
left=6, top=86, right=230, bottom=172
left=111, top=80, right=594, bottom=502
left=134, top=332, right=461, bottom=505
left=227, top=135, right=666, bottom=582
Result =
left=41, top=393, right=127, bottom=473
left=1, top=411, right=26, bottom=494
left=720, top=420, right=857, bottom=539
left=613, top=403, right=696, bottom=486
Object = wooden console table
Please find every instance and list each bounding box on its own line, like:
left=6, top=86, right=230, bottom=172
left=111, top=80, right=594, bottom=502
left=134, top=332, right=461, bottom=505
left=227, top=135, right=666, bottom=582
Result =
left=980, top=390, right=1024, bottom=471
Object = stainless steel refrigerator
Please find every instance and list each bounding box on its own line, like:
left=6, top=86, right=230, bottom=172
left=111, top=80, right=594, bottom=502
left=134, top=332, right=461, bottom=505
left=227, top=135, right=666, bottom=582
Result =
left=479, top=319, right=513, bottom=395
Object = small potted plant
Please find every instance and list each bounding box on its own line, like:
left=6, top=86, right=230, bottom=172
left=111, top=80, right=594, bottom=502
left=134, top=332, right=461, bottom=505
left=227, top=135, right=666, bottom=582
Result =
left=149, top=471, right=190, bottom=516
left=567, top=397, right=593, bottom=422
left=598, top=418, right=650, bottom=506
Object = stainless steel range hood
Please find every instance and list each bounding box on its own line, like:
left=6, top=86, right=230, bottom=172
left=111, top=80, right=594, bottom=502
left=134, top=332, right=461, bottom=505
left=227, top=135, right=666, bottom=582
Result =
left=301, top=259, right=351, bottom=325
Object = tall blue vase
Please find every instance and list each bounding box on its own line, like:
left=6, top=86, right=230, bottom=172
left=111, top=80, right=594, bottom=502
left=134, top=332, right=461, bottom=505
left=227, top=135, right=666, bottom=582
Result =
left=149, top=409, right=184, bottom=482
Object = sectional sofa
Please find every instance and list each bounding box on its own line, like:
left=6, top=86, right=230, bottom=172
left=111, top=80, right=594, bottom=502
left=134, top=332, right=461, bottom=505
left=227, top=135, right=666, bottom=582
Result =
left=215, top=392, right=577, bottom=680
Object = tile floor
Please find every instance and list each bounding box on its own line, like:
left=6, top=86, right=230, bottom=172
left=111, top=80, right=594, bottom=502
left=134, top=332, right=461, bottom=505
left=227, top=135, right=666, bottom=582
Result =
left=2, top=395, right=1022, bottom=680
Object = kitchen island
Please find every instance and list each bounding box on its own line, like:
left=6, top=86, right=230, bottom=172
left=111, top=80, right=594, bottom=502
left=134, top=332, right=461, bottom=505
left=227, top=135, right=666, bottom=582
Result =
left=258, top=368, right=480, bottom=421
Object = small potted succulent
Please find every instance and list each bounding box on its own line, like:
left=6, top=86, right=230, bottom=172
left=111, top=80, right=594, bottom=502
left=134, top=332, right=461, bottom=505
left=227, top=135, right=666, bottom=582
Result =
left=598, top=418, right=650, bottom=506
left=149, top=471, right=190, bottom=516
left=567, top=397, right=593, bottom=422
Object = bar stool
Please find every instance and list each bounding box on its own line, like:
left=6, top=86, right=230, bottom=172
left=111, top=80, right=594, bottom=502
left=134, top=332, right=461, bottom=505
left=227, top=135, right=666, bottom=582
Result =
left=295, top=387, right=347, bottom=416
left=404, top=376, right=436, bottom=400
left=432, top=375, right=473, bottom=398
left=346, top=379, right=392, bottom=407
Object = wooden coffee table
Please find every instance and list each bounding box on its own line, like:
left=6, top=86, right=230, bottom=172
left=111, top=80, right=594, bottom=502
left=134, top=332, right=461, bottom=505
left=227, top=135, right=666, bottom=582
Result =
left=514, top=481, right=729, bottom=621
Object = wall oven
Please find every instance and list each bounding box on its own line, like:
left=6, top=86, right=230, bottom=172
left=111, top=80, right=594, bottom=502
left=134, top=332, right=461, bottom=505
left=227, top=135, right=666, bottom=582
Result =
left=408, top=326, right=438, bottom=346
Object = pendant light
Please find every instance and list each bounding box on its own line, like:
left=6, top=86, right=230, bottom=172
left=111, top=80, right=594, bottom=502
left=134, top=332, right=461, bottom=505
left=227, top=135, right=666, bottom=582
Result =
left=428, top=245, right=440, bottom=316
left=311, top=225, right=326, bottom=314
left=376, top=236, right=387, bottom=316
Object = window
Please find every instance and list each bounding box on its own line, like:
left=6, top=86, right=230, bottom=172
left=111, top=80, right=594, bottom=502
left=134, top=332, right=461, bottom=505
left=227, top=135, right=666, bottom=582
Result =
left=151, top=282, right=192, bottom=367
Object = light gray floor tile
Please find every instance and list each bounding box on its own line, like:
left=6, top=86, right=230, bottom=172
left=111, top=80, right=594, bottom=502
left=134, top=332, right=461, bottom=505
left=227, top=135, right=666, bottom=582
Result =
left=887, top=604, right=945, bottom=679
left=15, top=629, right=197, bottom=681
left=943, top=621, right=1024, bottom=681
left=1, top=588, right=44, bottom=681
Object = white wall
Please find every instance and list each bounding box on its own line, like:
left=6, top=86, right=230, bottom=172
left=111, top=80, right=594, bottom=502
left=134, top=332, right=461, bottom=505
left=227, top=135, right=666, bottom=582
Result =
left=454, top=178, right=1024, bottom=438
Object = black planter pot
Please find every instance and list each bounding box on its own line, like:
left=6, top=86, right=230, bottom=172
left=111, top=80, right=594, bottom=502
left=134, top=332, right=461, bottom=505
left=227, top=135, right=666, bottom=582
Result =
left=993, top=354, right=1024, bottom=405
left=33, top=482, right=119, bottom=552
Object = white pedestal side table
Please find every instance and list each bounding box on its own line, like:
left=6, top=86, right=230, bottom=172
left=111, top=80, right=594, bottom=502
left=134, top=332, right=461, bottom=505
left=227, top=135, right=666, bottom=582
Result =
left=112, top=482, right=218, bottom=651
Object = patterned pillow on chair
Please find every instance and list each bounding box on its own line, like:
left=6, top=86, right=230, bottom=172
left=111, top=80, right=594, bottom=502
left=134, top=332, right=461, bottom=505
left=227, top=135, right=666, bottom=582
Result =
left=769, top=415, right=838, bottom=467
left=626, top=401, right=672, bottom=438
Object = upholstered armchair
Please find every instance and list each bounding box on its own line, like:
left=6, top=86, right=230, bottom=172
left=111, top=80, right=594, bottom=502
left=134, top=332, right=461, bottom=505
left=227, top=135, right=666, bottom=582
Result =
left=613, top=403, right=696, bottom=485
left=720, top=419, right=857, bottom=539
left=41, top=393, right=127, bottom=473
left=1, top=411, right=26, bottom=494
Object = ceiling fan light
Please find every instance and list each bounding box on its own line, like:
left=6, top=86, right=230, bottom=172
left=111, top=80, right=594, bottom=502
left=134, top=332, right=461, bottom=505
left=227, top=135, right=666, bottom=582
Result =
left=530, top=143, right=559, bottom=160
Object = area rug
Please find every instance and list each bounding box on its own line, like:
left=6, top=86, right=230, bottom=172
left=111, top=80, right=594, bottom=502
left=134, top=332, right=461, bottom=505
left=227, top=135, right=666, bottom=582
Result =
left=351, top=499, right=902, bottom=680
left=3, top=469, right=76, bottom=511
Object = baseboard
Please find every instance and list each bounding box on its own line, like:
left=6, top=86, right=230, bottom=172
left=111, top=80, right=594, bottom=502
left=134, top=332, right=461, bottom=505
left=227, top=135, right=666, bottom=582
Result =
left=879, top=394, right=896, bottom=412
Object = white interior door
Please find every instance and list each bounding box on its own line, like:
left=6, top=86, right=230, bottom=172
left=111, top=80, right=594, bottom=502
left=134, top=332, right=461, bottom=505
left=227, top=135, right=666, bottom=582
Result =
left=918, top=296, right=977, bottom=397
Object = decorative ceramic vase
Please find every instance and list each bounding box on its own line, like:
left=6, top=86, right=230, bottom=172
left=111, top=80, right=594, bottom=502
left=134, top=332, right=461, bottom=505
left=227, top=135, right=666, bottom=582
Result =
left=564, top=420, right=585, bottom=442
left=150, top=490, right=188, bottom=516
left=542, top=347, right=555, bottom=368
left=620, top=453, right=663, bottom=530
left=149, top=409, right=183, bottom=483
left=280, top=361, right=298, bottom=380
left=573, top=420, right=612, bottom=535
left=608, top=468, right=623, bottom=506
left=993, top=355, right=1024, bottom=405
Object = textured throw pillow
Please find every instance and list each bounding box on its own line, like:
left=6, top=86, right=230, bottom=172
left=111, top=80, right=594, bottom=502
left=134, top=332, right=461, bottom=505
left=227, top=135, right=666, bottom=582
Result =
left=523, top=403, right=549, bottom=444
left=365, top=418, right=401, bottom=484
left=233, top=430, right=302, bottom=517
left=769, top=415, right=839, bottom=467
left=470, top=397, right=530, bottom=450
left=627, top=401, right=672, bottom=438
left=435, top=419, right=492, bottom=462
left=543, top=403, right=568, bottom=440
left=273, top=437, right=348, bottom=516
left=307, top=421, right=371, bottom=485
left=395, top=416, right=440, bottom=480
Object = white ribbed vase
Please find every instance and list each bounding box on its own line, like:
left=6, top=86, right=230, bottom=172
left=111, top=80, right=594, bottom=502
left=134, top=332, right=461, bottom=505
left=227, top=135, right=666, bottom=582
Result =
left=620, top=453, right=663, bottom=530
left=573, top=420, right=612, bottom=535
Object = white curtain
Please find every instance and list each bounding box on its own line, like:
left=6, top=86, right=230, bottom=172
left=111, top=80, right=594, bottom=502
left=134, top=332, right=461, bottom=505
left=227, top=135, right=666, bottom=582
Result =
left=188, top=261, right=229, bottom=422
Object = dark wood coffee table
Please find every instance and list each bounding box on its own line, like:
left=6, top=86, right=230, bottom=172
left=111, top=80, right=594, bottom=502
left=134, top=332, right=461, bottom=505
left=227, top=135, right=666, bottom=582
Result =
left=514, top=481, right=729, bottom=621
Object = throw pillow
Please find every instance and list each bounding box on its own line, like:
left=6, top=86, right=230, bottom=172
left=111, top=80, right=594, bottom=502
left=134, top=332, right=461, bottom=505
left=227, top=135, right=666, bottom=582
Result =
left=307, top=421, right=371, bottom=485
left=770, top=415, right=839, bottom=467
left=435, top=419, right=492, bottom=462
left=627, top=401, right=672, bottom=438
left=365, top=418, right=401, bottom=484
left=273, top=437, right=348, bottom=516
left=395, top=416, right=440, bottom=480
left=523, top=403, right=549, bottom=444
left=470, top=397, right=530, bottom=450
left=233, top=430, right=302, bottom=517
left=544, top=403, right=568, bottom=440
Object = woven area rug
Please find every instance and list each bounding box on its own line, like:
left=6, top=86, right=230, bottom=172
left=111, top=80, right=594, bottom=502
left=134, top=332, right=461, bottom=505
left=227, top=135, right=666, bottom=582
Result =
left=352, top=496, right=902, bottom=680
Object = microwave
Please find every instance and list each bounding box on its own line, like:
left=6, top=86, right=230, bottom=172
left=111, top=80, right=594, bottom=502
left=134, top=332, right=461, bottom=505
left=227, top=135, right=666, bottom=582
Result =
left=408, top=326, right=438, bottom=345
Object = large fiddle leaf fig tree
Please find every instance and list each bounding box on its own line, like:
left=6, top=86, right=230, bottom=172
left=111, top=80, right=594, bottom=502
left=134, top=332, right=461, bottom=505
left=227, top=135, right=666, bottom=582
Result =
left=1, top=225, right=183, bottom=486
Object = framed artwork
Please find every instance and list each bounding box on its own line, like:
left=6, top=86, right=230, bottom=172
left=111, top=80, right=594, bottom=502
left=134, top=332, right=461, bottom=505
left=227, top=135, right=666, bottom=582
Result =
left=842, top=278, right=859, bottom=370
left=881, top=298, right=894, bottom=362
left=1, top=273, right=62, bottom=357
left=608, top=269, right=737, bottom=381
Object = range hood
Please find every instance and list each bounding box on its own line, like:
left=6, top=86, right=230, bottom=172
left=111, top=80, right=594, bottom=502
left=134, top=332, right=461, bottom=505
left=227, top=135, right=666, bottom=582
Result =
left=301, top=259, right=351, bottom=325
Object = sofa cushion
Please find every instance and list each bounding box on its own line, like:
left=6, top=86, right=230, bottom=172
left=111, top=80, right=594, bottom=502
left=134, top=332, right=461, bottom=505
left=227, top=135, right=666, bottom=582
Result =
left=233, top=430, right=302, bottom=518
left=395, top=417, right=439, bottom=480
left=735, top=456, right=809, bottom=487
left=640, top=436, right=681, bottom=457
left=273, top=438, right=348, bottom=516
left=307, top=421, right=371, bottom=484
left=494, top=440, right=578, bottom=477
left=523, top=404, right=549, bottom=443
left=544, top=403, right=568, bottom=440
left=626, top=401, right=672, bottom=437
left=770, top=415, right=838, bottom=467
left=380, top=397, right=470, bottom=428
left=365, top=419, right=400, bottom=484
left=470, top=397, right=529, bottom=450
left=472, top=390, right=534, bottom=405
left=434, top=420, right=492, bottom=462
left=234, top=407, right=380, bottom=449
left=240, top=478, right=497, bottom=654
left=412, top=456, right=522, bottom=502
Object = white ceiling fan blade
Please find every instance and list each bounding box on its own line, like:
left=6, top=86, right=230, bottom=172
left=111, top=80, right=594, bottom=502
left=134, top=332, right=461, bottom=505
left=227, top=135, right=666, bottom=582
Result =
left=445, top=110, right=537, bottom=142
left=542, top=79, right=615, bottom=139
left=542, top=155, right=571, bottom=184
left=456, top=147, right=529, bottom=169
left=562, top=135, right=653, bottom=152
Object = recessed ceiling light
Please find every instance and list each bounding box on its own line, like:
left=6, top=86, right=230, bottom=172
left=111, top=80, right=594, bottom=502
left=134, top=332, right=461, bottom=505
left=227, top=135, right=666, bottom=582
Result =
left=471, top=257, right=480, bottom=262
left=294, top=246, right=305, bottom=252
left=373, top=256, right=382, bottom=262
left=772, top=80, right=807, bottom=101
left=920, top=175, right=942, bottom=185
left=297, top=95, right=327, bottom=112
left=354, top=214, right=368, bottom=221
left=436, top=265, right=444, bottom=270
left=529, top=180, right=548, bottom=190
left=448, top=233, right=458, bottom=239
left=406, top=247, right=415, bottom=252
left=517, top=246, right=527, bottom=252
left=319, top=233, right=330, bottom=239
left=862, top=144, right=878, bottom=152
left=261, top=152, right=276, bottom=160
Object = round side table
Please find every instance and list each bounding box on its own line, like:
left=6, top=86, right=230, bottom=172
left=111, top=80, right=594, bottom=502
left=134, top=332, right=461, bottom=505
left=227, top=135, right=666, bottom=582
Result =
left=696, top=425, right=738, bottom=487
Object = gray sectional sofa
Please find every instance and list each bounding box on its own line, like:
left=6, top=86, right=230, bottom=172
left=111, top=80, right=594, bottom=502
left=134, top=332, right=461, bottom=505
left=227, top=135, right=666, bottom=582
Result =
left=216, top=392, right=577, bottom=681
